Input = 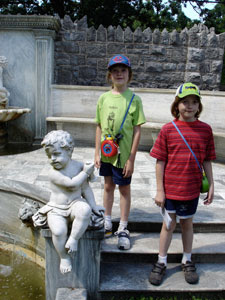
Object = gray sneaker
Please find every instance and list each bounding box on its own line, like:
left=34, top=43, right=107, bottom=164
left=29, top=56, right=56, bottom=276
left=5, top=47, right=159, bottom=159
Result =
left=149, top=262, right=166, bottom=286
left=181, top=261, right=199, bottom=284
left=116, top=229, right=130, bottom=250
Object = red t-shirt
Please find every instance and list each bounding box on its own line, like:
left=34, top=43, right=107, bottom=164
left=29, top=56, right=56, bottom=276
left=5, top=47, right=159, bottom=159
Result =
left=150, top=119, right=216, bottom=201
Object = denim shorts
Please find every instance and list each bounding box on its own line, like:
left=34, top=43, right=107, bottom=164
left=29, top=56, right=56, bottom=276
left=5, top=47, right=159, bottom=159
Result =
left=165, top=197, right=199, bottom=219
left=99, top=161, right=131, bottom=186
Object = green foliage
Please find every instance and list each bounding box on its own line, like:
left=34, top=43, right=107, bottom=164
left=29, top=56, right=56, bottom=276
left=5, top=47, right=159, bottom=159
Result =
left=203, top=0, right=225, bottom=33
left=0, top=0, right=224, bottom=32
left=0, top=0, right=197, bottom=31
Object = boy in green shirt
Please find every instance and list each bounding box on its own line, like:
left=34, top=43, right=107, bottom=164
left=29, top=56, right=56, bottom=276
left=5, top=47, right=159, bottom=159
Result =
left=94, top=54, right=146, bottom=250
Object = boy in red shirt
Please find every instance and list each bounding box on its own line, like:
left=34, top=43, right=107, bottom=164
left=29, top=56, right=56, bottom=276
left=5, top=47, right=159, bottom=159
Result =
left=149, top=82, right=216, bottom=285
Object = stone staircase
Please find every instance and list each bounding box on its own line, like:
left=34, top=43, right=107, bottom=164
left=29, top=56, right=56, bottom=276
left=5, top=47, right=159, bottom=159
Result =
left=98, top=209, right=225, bottom=300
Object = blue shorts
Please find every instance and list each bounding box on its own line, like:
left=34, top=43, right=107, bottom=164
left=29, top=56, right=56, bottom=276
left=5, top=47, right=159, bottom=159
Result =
left=165, top=197, right=199, bottom=219
left=99, top=162, right=131, bottom=186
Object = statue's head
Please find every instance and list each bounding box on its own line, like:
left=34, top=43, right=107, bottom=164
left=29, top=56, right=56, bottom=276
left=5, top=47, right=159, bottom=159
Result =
left=42, top=130, right=75, bottom=152
left=42, top=131, right=75, bottom=169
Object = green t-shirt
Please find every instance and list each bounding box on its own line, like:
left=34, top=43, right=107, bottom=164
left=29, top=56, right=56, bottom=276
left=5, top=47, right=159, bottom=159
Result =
left=95, top=88, right=146, bottom=168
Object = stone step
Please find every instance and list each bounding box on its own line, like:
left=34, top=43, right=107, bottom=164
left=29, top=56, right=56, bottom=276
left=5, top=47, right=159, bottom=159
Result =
left=99, top=262, right=225, bottom=300
left=110, top=205, right=225, bottom=233
left=101, top=232, right=225, bottom=264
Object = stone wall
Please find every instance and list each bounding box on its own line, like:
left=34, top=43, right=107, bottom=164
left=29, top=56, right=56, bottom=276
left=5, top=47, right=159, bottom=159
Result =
left=54, top=15, right=225, bottom=90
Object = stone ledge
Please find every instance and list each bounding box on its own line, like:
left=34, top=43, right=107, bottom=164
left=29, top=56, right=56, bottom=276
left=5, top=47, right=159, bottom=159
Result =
left=56, top=288, right=87, bottom=300
left=41, top=228, right=105, bottom=240
left=0, top=15, right=61, bottom=31
left=46, top=116, right=164, bottom=130
left=46, top=116, right=225, bottom=162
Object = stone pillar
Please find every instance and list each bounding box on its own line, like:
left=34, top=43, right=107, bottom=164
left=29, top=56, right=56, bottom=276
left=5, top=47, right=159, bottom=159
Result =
left=0, top=15, right=61, bottom=144
left=33, top=30, right=55, bottom=144
left=42, top=228, right=104, bottom=300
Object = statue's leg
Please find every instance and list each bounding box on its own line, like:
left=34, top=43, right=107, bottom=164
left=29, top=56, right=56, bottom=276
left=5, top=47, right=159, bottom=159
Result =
left=47, top=213, right=72, bottom=274
left=65, top=201, right=92, bottom=253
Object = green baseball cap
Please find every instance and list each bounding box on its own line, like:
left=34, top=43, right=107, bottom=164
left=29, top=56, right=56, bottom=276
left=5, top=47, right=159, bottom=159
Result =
left=175, top=82, right=201, bottom=98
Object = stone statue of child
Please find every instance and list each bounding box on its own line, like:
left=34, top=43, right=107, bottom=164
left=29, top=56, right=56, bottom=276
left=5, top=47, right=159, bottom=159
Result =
left=33, top=130, right=103, bottom=274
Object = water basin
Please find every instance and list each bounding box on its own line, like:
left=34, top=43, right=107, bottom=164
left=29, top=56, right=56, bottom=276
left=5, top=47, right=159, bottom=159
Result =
left=0, top=107, right=31, bottom=122
left=0, top=249, right=45, bottom=300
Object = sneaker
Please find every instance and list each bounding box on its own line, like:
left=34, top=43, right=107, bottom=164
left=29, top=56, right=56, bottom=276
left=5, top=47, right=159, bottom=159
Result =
left=149, top=262, right=166, bottom=286
left=104, top=225, right=112, bottom=238
left=181, top=261, right=199, bottom=284
left=116, top=229, right=130, bottom=250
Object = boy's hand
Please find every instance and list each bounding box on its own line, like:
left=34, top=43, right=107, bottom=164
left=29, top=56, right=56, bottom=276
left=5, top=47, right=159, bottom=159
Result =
left=155, top=191, right=166, bottom=208
left=94, top=154, right=101, bottom=169
left=203, top=185, right=214, bottom=205
left=123, top=159, right=134, bottom=178
left=83, top=162, right=95, bottom=175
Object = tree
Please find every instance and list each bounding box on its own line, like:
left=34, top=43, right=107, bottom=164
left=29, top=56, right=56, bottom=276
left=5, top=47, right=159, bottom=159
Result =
left=202, top=0, right=225, bottom=33
left=0, top=0, right=223, bottom=32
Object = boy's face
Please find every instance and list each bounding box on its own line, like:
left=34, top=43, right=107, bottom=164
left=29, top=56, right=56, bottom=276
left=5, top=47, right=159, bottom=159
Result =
left=45, top=144, right=70, bottom=170
left=109, top=65, right=129, bottom=86
left=178, top=95, right=200, bottom=122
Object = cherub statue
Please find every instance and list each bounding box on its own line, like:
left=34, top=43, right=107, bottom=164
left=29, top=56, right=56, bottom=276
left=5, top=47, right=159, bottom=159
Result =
left=32, top=130, right=104, bottom=274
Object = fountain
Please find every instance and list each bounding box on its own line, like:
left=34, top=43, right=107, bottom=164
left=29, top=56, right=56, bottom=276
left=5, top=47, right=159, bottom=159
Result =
left=0, top=56, right=31, bottom=148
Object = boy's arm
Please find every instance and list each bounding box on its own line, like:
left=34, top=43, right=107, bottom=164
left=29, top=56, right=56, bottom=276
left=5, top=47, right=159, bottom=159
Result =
left=95, top=124, right=102, bottom=169
left=154, top=159, right=166, bottom=207
left=123, top=125, right=141, bottom=178
left=203, top=160, right=214, bottom=205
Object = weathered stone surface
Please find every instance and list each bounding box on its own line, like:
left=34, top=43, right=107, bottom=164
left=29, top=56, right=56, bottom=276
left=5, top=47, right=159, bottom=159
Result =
left=62, top=15, right=74, bottom=30
left=170, top=29, right=180, bottom=45
left=146, top=62, right=163, bottom=73
left=152, top=28, right=160, bottom=44
left=77, top=15, right=88, bottom=31
left=161, top=28, right=169, bottom=45
left=124, top=27, right=133, bottom=43
left=134, top=27, right=142, bottom=43
left=212, top=61, right=223, bottom=73
left=43, top=229, right=104, bottom=300
left=107, top=25, right=115, bottom=41
left=87, top=26, right=96, bottom=41
left=97, top=24, right=106, bottom=42
left=143, top=27, right=152, bottom=43
left=50, top=15, right=225, bottom=90
left=56, top=288, right=87, bottom=300
left=115, top=25, right=123, bottom=42
left=61, top=41, right=79, bottom=53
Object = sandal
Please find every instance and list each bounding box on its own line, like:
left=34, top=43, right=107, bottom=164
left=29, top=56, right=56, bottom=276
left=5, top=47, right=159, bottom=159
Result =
left=149, top=262, right=166, bottom=286
left=182, top=261, right=199, bottom=284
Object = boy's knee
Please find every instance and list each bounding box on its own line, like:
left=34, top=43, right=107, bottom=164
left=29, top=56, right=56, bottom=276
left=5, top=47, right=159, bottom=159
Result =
left=180, top=218, right=193, bottom=230
left=104, top=183, right=116, bottom=193
left=163, top=219, right=176, bottom=232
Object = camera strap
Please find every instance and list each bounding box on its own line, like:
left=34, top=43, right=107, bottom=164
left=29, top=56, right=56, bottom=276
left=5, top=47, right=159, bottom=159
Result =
left=116, top=93, right=135, bottom=168
left=118, top=93, right=135, bottom=134
left=172, top=121, right=202, bottom=173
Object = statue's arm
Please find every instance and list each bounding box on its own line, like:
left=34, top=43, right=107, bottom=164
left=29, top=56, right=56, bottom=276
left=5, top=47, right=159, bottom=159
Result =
left=81, top=181, right=98, bottom=210
left=49, top=169, right=88, bottom=189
